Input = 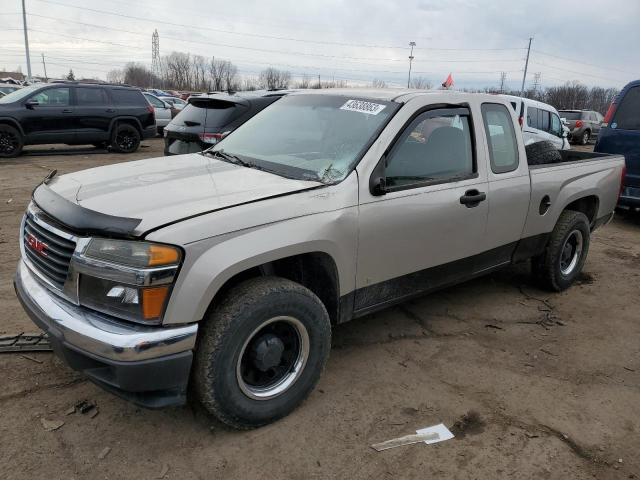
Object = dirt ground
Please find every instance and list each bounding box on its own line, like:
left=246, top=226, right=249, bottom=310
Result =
left=1, top=139, right=639, bottom=479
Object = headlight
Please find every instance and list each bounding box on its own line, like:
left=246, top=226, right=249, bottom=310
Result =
left=75, top=239, right=182, bottom=324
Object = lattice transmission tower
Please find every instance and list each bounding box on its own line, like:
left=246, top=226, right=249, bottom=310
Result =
left=151, top=29, right=160, bottom=88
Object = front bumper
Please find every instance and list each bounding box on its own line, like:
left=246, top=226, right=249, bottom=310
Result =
left=14, top=260, right=198, bottom=408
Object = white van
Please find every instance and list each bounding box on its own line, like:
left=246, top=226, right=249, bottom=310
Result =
left=501, top=95, right=570, bottom=150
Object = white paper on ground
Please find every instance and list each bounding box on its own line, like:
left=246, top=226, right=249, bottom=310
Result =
left=415, top=423, right=455, bottom=445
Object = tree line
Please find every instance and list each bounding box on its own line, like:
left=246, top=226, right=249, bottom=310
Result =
left=106, top=50, right=619, bottom=113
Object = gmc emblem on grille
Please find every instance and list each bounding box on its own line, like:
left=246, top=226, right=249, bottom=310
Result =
left=26, top=234, right=48, bottom=256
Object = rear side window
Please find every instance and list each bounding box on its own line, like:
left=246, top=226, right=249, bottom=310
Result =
left=111, top=89, right=146, bottom=106
left=181, top=99, right=248, bottom=128
left=538, top=109, right=550, bottom=131
left=482, top=103, right=519, bottom=174
left=614, top=86, right=640, bottom=131
left=144, top=94, right=165, bottom=108
left=77, top=87, right=108, bottom=106
left=527, top=107, right=538, bottom=129
left=385, top=109, right=474, bottom=188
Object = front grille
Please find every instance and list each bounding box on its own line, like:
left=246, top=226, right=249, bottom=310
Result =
left=22, top=214, right=76, bottom=289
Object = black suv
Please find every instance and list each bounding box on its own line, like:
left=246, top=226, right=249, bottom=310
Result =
left=164, top=90, right=292, bottom=155
left=0, top=81, right=156, bottom=158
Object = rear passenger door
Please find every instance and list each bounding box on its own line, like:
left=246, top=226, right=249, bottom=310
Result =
left=75, top=87, right=111, bottom=143
left=481, top=103, right=530, bottom=264
left=355, top=106, right=489, bottom=311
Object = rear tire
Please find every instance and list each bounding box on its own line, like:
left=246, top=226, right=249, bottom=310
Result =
left=193, top=277, right=331, bottom=429
left=526, top=141, right=562, bottom=166
left=581, top=130, right=590, bottom=145
left=110, top=123, right=141, bottom=153
left=532, top=210, right=590, bottom=291
left=0, top=124, right=24, bottom=158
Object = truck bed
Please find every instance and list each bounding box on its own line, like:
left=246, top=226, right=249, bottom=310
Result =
left=528, top=150, right=617, bottom=169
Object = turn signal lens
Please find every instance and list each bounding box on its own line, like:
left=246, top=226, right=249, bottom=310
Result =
left=142, top=286, right=170, bottom=320
left=148, top=245, right=181, bottom=266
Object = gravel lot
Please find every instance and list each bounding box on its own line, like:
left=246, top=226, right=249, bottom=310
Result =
left=1, top=139, right=639, bottom=479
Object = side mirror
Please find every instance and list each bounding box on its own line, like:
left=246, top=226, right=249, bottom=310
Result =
left=25, top=99, right=39, bottom=109
left=369, top=155, right=387, bottom=196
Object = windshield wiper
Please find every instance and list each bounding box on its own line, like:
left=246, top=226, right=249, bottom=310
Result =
left=207, top=149, right=253, bottom=168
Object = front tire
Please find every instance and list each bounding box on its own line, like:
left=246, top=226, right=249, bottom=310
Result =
left=110, top=123, right=141, bottom=153
left=193, top=277, right=331, bottom=429
left=0, top=124, right=24, bottom=158
left=532, top=210, right=590, bottom=291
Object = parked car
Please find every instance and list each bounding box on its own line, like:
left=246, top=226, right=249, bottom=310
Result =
left=502, top=95, right=569, bottom=150
left=14, top=90, right=625, bottom=429
left=559, top=110, right=603, bottom=145
left=0, top=81, right=155, bottom=157
left=0, top=84, right=21, bottom=95
left=164, top=90, right=292, bottom=155
left=160, top=96, right=187, bottom=111
left=146, top=88, right=170, bottom=97
left=595, top=80, right=640, bottom=208
left=142, top=92, right=173, bottom=134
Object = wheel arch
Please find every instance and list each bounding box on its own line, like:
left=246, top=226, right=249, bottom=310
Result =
left=0, top=117, right=25, bottom=136
left=563, top=194, right=599, bottom=227
left=109, top=116, right=143, bottom=136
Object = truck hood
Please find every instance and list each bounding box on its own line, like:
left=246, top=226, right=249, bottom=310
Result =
left=43, top=153, right=322, bottom=235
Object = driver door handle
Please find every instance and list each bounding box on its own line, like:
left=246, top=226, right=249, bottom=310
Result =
left=62, top=109, right=73, bottom=113
left=460, top=189, right=486, bottom=208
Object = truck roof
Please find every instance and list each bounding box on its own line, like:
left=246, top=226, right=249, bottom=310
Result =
left=291, top=88, right=505, bottom=104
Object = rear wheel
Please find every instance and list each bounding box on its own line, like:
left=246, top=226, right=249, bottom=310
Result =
left=193, top=277, right=331, bottom=429
left=581, top=130, right=590, bottom=145
left=532, top=210, right=590, bottom=291
left=110, top=124, right=141, bottom=153
left=0, top=124, right=24, bottom=158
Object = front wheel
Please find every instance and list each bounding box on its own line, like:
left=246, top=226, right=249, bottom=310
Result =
left=532, top=210, right=590, bottom=291
left=193, top=277, right=331, bottom=429
left=110, top=124, right=141, bottom=153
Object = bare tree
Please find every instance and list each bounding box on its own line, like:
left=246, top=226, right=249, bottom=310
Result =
left=410, top=76, right=432, bottom=89
left=372, top=78, right=387, bottom=88
left=296, top=74, right=312, bottom=89
left=208, top=58, right=238, bottom=91
left=259, top=67, right=291, bottom=89
left=123, top=62, right=153, bottom=87
left=242, top=76, right=259, bottom=91
left=107, top=69, right=124, bottom=84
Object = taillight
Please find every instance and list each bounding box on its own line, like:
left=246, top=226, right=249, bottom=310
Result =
left=602, top=101, right=617, bottom=128
left=146, top=104, right=155, bottom=120
left=198, top=132, right=224, bottom=144
left=619, top=164, right=627, bottom=200
left=518, top=116, right=524, bottom=128
left=575, top=120, right=584, bottom=129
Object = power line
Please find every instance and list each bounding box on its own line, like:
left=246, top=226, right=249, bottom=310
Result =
left=532, top=49, right=636, bottom=76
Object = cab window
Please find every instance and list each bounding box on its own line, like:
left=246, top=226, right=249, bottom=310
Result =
left=482, top=103, right=519, bottom=174
left=385, top=109, right=474, bottom=188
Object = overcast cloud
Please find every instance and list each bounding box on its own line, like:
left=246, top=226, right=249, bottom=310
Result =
left=1, top=0, right=638, bottom=89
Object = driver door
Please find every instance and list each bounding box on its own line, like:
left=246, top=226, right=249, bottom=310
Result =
left=355, top=106, right=489, bottom=313
left=22, top=87, right=75, bottom=144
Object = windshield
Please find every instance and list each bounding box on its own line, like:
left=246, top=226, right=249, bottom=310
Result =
left=560, top=111, right=581, bottom=120
left=0, top=84, right=41, bottom=104
left=208, top=94, right=398, bottom=183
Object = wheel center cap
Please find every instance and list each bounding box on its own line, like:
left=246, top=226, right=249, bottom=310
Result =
left=252, top=334, right=285, bottom=372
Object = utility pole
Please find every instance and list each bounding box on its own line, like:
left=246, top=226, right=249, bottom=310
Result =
left=499, top=72, right=507, bottom=93
left=520, top=37, right=533, bottom=97
left=21, top=0, right=32, bottom=80
left=318, top=74, right=321, bottom=89
left=407, top=41, right=416, bottom=88
left=41, top=53, right=48, bottom=82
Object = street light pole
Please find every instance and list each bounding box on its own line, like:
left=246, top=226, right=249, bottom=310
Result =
left=21, top=0, right=32, bottom=81
left=407, top=41, right=416, bottom=88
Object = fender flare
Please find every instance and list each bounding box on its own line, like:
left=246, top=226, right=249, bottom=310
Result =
left=108, top=116, right=143, bottom=136
left=0, top=117, right=25, bottom=136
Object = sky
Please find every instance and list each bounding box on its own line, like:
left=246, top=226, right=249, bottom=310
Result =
left=1, top=0, right=639, bottom=90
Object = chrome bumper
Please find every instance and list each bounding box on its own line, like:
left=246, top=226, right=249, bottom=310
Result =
left=14, top=260, right=197, bottom=362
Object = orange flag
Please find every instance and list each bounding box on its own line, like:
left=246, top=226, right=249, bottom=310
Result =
left=442, top=73, right=454, bottom=89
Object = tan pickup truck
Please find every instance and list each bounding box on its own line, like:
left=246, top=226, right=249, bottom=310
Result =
left=15, top=89, right=625, bottom=428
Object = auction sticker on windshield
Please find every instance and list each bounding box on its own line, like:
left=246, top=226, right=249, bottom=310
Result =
left=340, top=99, right=386, bottom=115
